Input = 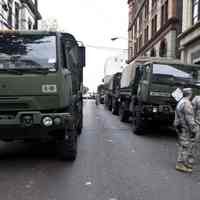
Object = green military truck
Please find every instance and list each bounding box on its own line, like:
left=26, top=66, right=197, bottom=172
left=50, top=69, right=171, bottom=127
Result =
left=104, top=72, right=121, bottom=114
left=0, top=30, right=85, bottom=160
left=97, top=84, right=105, bottom=104
left=119, top=57, right=200, bottom=135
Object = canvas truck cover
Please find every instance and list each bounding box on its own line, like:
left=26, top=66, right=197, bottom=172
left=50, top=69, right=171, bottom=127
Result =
left=104, top=75, right=113, bottom=85
left=120, top=57, right=156, bottom=89
left=120, top=60, right=143, bottom=89
left=104, top=75, right=114, bottom=91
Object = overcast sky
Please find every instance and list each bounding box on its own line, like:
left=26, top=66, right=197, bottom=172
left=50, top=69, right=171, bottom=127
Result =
left=39, top=0, right=128, bottom=92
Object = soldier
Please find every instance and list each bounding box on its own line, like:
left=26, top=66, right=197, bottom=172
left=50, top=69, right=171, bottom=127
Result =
left=95, top=93, right=100, bottom=106
left=174, top=88, right=198, bottom=173
left=192, top=95, right=200, bottom=139
left=192, top=96, right=200, bottom=158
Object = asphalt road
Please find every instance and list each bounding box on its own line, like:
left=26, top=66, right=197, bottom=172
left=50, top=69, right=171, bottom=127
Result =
left=0, top=100, right=200, bottom=200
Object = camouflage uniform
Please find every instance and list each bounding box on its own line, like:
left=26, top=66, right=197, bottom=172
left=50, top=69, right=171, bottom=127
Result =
left=174, top=96, right=198, bottom=170
left=96, top=94, right=100, bottom=105
left=192, top=96, right=200, bottom=140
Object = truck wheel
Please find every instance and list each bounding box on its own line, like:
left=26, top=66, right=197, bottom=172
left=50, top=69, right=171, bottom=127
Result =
left=57, top=129, right=77, bottom=161
left=119, top=106, right=129, bottom=122
left=77, top=117, right=83, bottom=135
left=132, top=111, right=145, bottom=135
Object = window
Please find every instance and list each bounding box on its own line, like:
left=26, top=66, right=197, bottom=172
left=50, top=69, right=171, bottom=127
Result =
left=139, top=35, right=143, bottom=49
left=134, top=23, right=137, bottom=39
left=165, top=0, right=168, bottom=23
left=151, top=15, right=157, bottom=37
left=7, top=0, right=13, bottom=28
left=0, top=35, right=57, bottom=69
left=161, top=5, right=165, bottom=27
left=192, top=0, right=200, bottom=24
left=139, top=13, right=143, bottom=33
left=28, top=19, right=32, bottom=30
left=155, top=15, right=157, bottom=32
left=129, top=46, right=133, bottom=58
left=152, top=0, right=157, bottom=8
left=144, top=26, right=149, bottom=44
left=15, top=2, right=20, bottom=29
left=161, top=0, right=168, bottom=27
left=159, top=40, right=167, bottom=57
left=150, top=48, right=156, bottom=57
left=134, top=42, right=137, bottom=55
left=145, top=0, right=149, bottom=19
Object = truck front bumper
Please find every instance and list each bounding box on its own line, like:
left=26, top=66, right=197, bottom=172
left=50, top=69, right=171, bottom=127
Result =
left=141, top=105, right=174, bottom=124
left=0, top=111, right=73, bottom=140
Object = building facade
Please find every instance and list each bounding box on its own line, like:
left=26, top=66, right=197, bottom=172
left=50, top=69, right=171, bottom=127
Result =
left=179, top=0, right=200, bottom=64
left=127, top=0, right=183, bottom=63
left=0, top=0, right=41, bottom=30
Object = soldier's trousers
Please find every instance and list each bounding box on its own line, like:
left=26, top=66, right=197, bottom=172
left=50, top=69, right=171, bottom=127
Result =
left=177, top=129, right=196, bottom=166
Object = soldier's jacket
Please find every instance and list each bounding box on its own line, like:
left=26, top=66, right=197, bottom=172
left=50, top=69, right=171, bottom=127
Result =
left=174, top=97, right=197, bottom=134
left=192, top=96, right=200, bottom=124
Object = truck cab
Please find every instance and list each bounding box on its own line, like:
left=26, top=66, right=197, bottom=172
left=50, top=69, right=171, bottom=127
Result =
left=119, top=57, right=200, bottom=135
left=0, top=31, right=85, bottom=160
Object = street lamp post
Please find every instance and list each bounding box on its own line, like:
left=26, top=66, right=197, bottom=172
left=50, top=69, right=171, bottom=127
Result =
left=110, top=36, right=134, bottom=43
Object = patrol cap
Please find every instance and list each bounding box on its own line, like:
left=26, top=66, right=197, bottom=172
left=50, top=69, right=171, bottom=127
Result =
left=182, top=88, right=192, bottom=96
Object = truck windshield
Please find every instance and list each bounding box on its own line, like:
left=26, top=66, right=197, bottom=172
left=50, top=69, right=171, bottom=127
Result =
left=0, top=34, right=57, bottom=71
left=152, top=64, right=200, bottom=84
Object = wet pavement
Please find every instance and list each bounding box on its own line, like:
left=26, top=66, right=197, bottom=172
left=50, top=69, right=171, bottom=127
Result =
left=0, top=100, right=200, bottom=200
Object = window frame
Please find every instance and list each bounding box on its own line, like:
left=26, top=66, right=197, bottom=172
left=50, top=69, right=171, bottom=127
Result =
left=7, top=0, right=13, bottom=28
left=192, top=0, right=200, bottom=25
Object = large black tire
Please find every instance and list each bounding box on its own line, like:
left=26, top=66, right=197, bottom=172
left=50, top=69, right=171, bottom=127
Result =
left=132, top=110, right=145, bottom=135
left=77, top=117, right=83, bottom=135
left=57, top=129, right=77, bottom=161
left=119, top=105, right=129, bottom=122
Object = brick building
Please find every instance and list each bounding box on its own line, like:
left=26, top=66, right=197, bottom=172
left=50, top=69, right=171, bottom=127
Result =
left=127, top=0, right=183, bottom=63
left=179, top=0, right=200, bottom=64
left=0, top=0, right=41, bottom=30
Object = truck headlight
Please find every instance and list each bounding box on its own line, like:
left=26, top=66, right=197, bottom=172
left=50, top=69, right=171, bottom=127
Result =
left=153, top=107, right=158, bottom=113
left=42, top=116, right=53, bottom=127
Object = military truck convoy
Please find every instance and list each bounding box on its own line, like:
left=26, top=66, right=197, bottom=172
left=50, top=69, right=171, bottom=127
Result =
left=97, top=84, right=105, bottom=104
left=104, top=72, right=121, bottom=114
left=103, top=57, right=200, bottom=135
left=0, top=30, right=85, bottom=161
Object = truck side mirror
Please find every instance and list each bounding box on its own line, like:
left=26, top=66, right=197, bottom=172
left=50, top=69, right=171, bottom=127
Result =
left=78, top=46, right=86, bottom=67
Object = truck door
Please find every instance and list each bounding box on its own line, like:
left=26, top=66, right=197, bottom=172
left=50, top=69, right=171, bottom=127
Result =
left=61, top=38, right=73, bottom=106
left=137, top=65, right=151, bottom=102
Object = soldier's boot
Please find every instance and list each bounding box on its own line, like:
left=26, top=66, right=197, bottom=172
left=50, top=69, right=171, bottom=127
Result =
left=185, top=163, right=193, bottom=169
left=175, top=163, right=192, bottom=173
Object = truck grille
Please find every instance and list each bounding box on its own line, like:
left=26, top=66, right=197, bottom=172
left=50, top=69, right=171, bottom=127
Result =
left=0, top=102, right=29, bottom=110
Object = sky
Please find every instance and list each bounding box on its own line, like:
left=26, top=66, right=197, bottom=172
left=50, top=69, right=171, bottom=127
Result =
left=39, top=0, right=128, bottom=92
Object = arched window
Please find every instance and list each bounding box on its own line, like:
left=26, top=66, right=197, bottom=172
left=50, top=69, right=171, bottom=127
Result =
left=159, top=39, right=167, bottom=57
left=7, top=0, right=13, bottom=28
left=150, top=48, right=156, bottom=57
